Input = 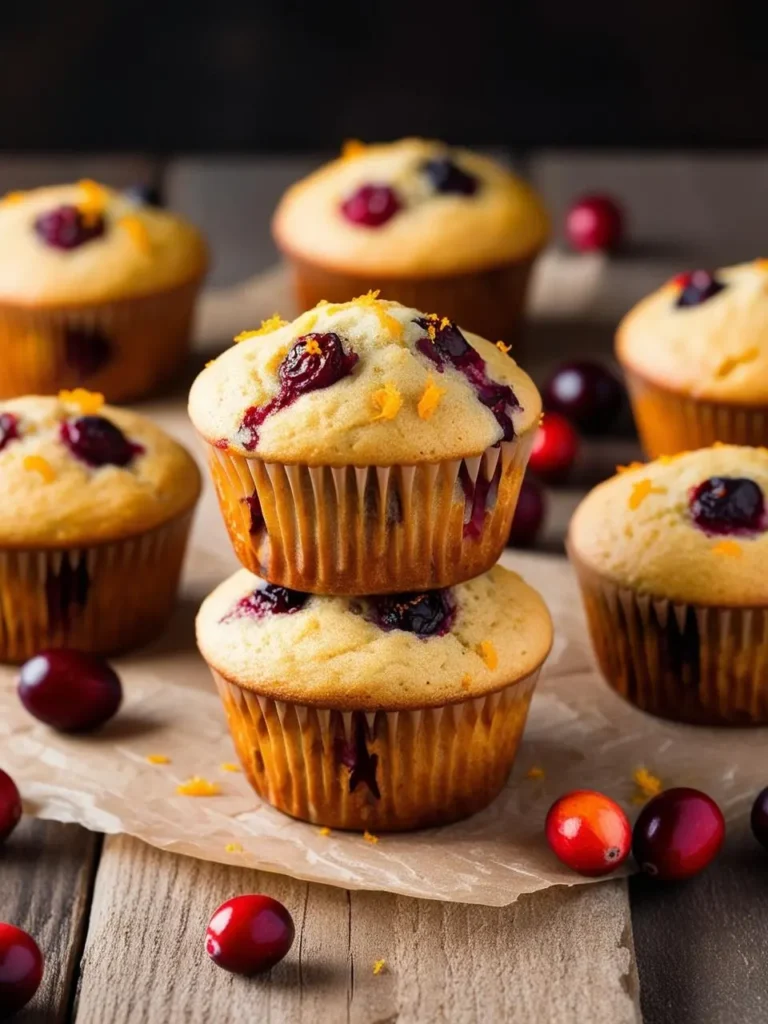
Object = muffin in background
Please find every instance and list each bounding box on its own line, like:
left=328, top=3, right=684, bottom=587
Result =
left=568, top=445, right=768, bottom=726
left=197, top=564, right=552, bottom=831
left=189, top=294, right=542, bottom=595
left=0, top=182, right=207, bottom=402
left=0, top=391, right=201, bottom=662
left=272, top=138, right=549, bottom=345
left=616, top=260, right=768, bottom=457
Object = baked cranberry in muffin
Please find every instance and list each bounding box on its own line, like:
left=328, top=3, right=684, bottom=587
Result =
left=689, top=477, right=765, bottom=536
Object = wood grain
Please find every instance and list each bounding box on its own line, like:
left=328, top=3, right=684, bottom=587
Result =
left=0, top=819, right=100, bottom=1023
left=75, top=835, right=640, bottom=1024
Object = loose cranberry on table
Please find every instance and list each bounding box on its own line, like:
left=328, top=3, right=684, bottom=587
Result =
left=566, top=195, right=624, bottom=252
left=0, top=770, right=22, bottom=845
left=60, top=415, right=143, bottom=468
left=632, top=787, right=725, bottom=881
left=0, top=923, right=44, bottom=1018
left=507, top=477, right=546, bottom=547
left=750, top=788, right=768, bottom=851
left=34, top=204, right=105, bottom=249
left=341, top=184, right=401, bottom=227
left=17, top=650, right=123, bottom=733
left=206, top=895, right=295, bottom=975
left=528, top=413, right=579, bottom=483
left=546, top=790, right=632, bottom=876
left=542, top=361, right=624, bottom=434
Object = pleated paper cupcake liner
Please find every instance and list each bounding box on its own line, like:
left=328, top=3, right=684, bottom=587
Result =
left=0, top=276, right=203, bottom=404
left=0, top=511, right=194, bottom=664
left=209, top=666, right=542, bottom=831
left=623, top=368, right=768, bottom=458
left=204, top=431, right=535, bottom=595
left=569, top=549, right=768, bottom=726
left=283, top=253, right=539, bottom=348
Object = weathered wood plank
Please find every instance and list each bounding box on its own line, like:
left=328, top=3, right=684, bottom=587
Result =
left=0, top=819, right=100, bottom=1022
left=75, top=835, right=640, bottom=1024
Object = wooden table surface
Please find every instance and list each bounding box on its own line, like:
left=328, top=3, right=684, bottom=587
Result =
left=2, top=152, right=768, bottom=1024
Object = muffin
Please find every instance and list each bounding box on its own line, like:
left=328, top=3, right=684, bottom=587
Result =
left=188, top=294, right=542, bottom=594
left=197, top=563, right=552, bottom=830
left=272, top=138, right=549, bottom=345
left=0, top=182, right=207, bottom=402
left=0, top=391, right=201, bottom=662
left=616, top=261, right=768, bottom=457
left=568, top=445, right=768, bottom=725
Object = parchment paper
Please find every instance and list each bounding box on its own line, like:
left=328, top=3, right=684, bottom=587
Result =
left=1, top=266, right=764, bottom=907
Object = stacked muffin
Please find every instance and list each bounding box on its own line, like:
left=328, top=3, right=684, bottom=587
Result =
left=191, top=293, right=553, bottom=830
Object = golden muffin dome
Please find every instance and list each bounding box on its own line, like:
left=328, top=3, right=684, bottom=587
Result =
left=0, top=182, right=207, bottom=305
left=196, top=563, right=553, bottom=710
left=616, top=260, right=768, bottom=404
left=568, top=445, right=768, bottom=607
left=188, top=294, right=541, bottom=465
left=0, top=392, right=201, bottom=547
left=272, top=138, right=550, bottom=278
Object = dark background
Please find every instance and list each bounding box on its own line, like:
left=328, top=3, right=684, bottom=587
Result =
left=1, top=1, right=766, bottom=152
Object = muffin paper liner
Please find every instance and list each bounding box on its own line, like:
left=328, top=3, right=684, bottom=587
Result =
left=284, top=253, right=538, bottom=348
left=0, top=276, right=203, bottom=403
left=0, top=512, right=194, bottom=663
left=205, top=431, right=535, bottom=594
left=210, top=666, right=541, bottom=831
left=623, top=367, right=768, bottom=458
left=569, top=548, right=768, bottom=726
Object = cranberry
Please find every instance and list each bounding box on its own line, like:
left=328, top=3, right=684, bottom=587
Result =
left=689, top=477, right=765, bottom=536
left=222, top=584, right=308, bottom=623
left=0, top=413, right=20, bottom=453
left=542, top=360, right=624, bottom=434
left=60, top=416, right=144, bottom=468
left=368, top=591, right=454, bottom=637
left=239, top=334, right=358, bottom=450
left=34, top=204, right=105, bottom=249
left=422, top=158, right=478, bottom=195
left=0, top=923, right=44, bottom=1017
left=545, top=790, right=631, bottom=876
left=64, top=327, right=112, bottom=378
left=17, top=650, right=122, bottom=733
left=528, top=413, right=579, bottom=482
left=674, top=270, right=726, bottom=308
left=242, top=492, right=263, bottom=534
left=632, top=787, right=725, bottom=881
left=566, top=195, right=624, bottom=252
left=507, top=477, right=546, bottom=547
left=751, top=788, right=768, bottom=851
left=206, top=895, right=295, bottom=975
left=336, top=714, right=380, bottom=798
left=460, top=459, right=502, bottom=540
left=341, top=184, right=401, bottom=227
left=0, top=770, right=22, bottom=845
left=415, top=318, right=519, bottom=442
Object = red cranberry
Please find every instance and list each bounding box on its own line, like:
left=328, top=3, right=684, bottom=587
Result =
left=17, top=650, right=122, bottom=733
left=460, top=459, right=502, bottom=540
left=689, top=477, right=765, bottom=536
left=566, top=195, right=624, bottom=252
left=529, top=413, right=579, bottom=483
left=60, top=416, right=144, bottom=468
left=222, top=584, right=308, bottom=623
left=0, top=413, right=20, bottom=453
left=34, top=204, right=105, bottom=249
left=239, top=334, right=358, bottom=451
left=422, top=158, right=478, bottom=195
left=0, top=923, right=44, bottom=1017
left=241, top=493, right=263, bottom=534
left=750, top=787, right=768, bottom=851
left=546, top=790, right=631, bottom=876
left=64, top=327, right=112, bottom=378
left=0, top=770, right=22, bottom=844
left=206, top=895, right=295, bottom=975
left=341, top=184, right=401, bottom=227
left=542, top=360, right=624, bottom=434
left=632, top=787, right=725, bottom=881
left=336, top=714, right=380, bottom=798
left=368, top=591, right=454, bottom=637
left=674, top=270, right=726, bottom=308
left=507, top=477, right=546, bottom=547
